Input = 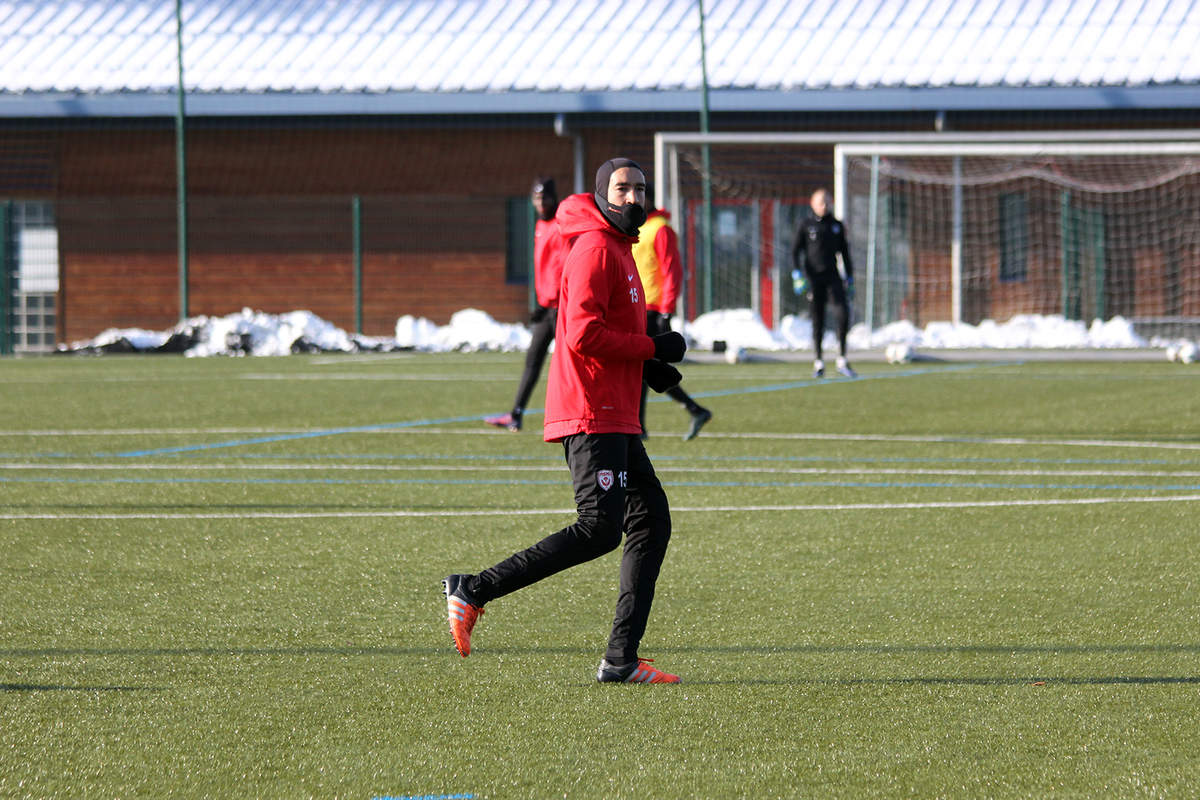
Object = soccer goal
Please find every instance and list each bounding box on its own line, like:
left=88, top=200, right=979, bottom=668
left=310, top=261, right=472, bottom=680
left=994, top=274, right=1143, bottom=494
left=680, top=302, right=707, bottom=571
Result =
left=654, top=131, right=1200, bottom=339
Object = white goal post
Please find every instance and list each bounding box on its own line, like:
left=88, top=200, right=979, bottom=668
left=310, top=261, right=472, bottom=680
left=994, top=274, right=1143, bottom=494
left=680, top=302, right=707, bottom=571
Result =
left=654, top=131, right=1200, bottom=339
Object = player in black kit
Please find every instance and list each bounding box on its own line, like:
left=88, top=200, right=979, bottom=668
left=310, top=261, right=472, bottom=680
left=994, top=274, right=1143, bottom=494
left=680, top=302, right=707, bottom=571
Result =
left=791, top=188, right=857, bottom=378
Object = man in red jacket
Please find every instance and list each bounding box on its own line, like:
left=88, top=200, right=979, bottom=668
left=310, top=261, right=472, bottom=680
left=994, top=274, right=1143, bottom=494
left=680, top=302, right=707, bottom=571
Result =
left=443, top=158, right=687, bottom=684
left=485, top=177, right=571, bottom=432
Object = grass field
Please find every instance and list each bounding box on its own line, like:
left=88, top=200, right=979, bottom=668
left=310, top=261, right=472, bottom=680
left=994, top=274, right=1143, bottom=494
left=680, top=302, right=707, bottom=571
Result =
left=3, top=351, right=1199, bottom=799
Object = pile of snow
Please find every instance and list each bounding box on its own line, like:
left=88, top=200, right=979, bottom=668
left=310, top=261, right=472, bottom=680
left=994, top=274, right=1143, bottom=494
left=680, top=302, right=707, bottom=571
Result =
left=396, top=308, right=530, bottom=352
left=62, top=307, right=532, bottom=357
left=187, top=308, right=378, bottom=357
left=885, top=342, right=916, bottom=364
left=63, top=308, right=398, bottom=357
left=1165, top=342, right=1198, bottom=364
left=686, top=309, right=792, bottom=351
left=688, top=310, right=1152, bottom=353
left=61, top=306, right=1190, bottom=359
left=78, top=326, right=178, bottom=352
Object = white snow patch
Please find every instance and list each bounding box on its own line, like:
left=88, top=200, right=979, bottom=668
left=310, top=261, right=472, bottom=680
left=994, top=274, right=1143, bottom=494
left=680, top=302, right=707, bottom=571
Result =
left=63, top=306, right=1186, bottom=358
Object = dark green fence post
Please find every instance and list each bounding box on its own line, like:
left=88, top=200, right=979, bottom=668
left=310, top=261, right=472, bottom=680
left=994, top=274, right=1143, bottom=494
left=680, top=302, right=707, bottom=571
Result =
left=352, top=195, right=362, bottom=335
left=698, top=0, right=714, bottom=314
left=0, top=201, right=12, bottom=355
left=175, top=0, right=189, bottom=321
left=528, top=201, right=536, bottom=312
left=1060, top=190, right=1073, bottom=320
left=880, top=194, right=892, bottom=328
left=1093, top=212, right=1106, bottom=321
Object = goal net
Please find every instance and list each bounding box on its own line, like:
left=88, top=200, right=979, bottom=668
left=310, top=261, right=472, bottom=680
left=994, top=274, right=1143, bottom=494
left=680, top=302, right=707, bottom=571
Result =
left=655, top=133, right=1200, bottom=340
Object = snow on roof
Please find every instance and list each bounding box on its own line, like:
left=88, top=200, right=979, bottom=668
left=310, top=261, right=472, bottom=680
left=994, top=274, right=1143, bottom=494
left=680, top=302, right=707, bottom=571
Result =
left=1, top=0, right=1197, bottom=115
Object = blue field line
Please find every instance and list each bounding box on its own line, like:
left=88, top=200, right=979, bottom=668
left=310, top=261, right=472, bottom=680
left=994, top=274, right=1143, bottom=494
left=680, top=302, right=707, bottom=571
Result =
left=114, top=414, right=492, bottom=458
left=8, top=474, right=1200, bottom=492
left=110, top=362, right=989, bottom=459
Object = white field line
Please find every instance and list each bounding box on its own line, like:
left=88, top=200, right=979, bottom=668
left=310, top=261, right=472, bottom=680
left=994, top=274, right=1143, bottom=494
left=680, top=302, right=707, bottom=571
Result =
left=243, top=371, right=787, bottom=381
left=701, top=432, right=1200, bottom=451
left=241, top=373, right=517, bottom=381
left=4, top=462, right=1200, bottom=479
left=5, top=494, right=1200, bottom=520
left=3, top=428, right=1200, bottom=451
left=306, top=354, right=515, bottom=366
left=308, top=352, right=419, bottom=365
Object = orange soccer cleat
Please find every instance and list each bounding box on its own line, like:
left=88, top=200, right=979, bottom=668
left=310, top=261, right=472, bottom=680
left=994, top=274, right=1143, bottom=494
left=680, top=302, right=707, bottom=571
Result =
left=484, top=412, right=521, bottom=432
left=442, top=574, right=484, bottom=657
left=596, top=657, right=681, bottom=684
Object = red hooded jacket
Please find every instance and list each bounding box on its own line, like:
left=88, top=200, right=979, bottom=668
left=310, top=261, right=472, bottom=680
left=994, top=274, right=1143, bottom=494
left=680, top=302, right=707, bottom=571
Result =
left=543, top=193, right=657, bottom=442
left=533, top=217, right=570, bottom=308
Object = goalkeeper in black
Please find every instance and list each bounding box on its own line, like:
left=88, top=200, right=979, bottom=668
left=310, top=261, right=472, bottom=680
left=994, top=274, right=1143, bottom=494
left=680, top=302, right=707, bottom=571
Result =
left=791, top=188, right=857, bottom=378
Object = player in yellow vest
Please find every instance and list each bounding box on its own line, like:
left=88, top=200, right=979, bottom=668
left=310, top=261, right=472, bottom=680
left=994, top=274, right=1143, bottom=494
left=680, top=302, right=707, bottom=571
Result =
left=633, top=196, right=712, bottom=441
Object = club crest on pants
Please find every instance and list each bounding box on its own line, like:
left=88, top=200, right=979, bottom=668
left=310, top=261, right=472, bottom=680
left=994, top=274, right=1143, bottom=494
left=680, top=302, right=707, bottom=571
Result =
left=597, top=470, right=614, bottom=491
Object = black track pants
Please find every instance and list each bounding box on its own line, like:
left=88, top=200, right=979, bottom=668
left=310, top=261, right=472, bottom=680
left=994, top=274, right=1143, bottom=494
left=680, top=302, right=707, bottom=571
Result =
left=473, top=432, right=672, bottom=663
left=810, top=275, right=849, bottom=360
left=511, top=307, right=557, bottom=416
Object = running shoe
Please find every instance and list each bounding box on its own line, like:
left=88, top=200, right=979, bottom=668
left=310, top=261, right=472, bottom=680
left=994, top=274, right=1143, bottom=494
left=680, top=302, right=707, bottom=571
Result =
left=836, top=358, right=858, bottom=379
left=596, top=657, right=681, bottom=684
left=443, top=574, right=484, bottom=657
left=812, top=359, right=825, bottom=379
left=484, top=412, right=521, bottom=432
left=684, top=407, right=712, bottom=441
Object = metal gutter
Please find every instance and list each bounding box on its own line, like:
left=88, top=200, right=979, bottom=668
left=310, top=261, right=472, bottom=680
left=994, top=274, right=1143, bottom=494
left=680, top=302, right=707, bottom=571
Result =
left=1, top=84, right=1197, bottom=119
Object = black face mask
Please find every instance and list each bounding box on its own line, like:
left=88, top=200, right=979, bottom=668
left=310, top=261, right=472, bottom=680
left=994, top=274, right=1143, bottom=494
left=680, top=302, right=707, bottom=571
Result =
left=596, top=197, right=647, bottom=236
left=593, top=157, right=646, bottom=235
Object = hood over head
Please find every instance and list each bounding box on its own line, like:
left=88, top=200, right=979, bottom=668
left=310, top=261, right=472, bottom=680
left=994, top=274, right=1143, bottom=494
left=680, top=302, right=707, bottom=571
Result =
left=555, top=192, right=638, bottom=242
left=593, top=157, right=647, bottom=236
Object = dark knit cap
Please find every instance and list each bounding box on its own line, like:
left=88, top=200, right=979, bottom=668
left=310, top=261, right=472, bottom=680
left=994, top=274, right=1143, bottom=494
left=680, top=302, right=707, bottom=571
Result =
left=594, top=158, right=643, bottom=196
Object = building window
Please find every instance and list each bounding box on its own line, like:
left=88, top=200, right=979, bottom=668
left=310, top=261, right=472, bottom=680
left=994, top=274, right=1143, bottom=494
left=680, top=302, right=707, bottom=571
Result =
left=998, top=192, right=1028, bottom=283
left=505, top=196, right=533, bottom=285
left=14, top=291, right=55, bottom=351
left=3, top=200, right=59, bottom=353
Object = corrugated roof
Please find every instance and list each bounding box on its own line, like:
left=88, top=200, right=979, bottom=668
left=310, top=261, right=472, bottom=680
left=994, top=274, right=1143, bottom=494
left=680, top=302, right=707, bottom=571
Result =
left=0, top=0, right=1197, bottom=116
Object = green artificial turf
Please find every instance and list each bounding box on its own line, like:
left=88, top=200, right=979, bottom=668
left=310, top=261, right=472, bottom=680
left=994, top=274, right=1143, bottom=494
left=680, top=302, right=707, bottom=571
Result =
left=2, top=352, right=1199, bottom=798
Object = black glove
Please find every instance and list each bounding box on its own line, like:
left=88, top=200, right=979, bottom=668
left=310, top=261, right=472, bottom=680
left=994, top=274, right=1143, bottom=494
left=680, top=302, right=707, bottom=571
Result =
left=643, top=359, right=682, bottom=393
left=648, top=312, right=672, bottom=336
left=652, top=331, right=687, bottom=363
